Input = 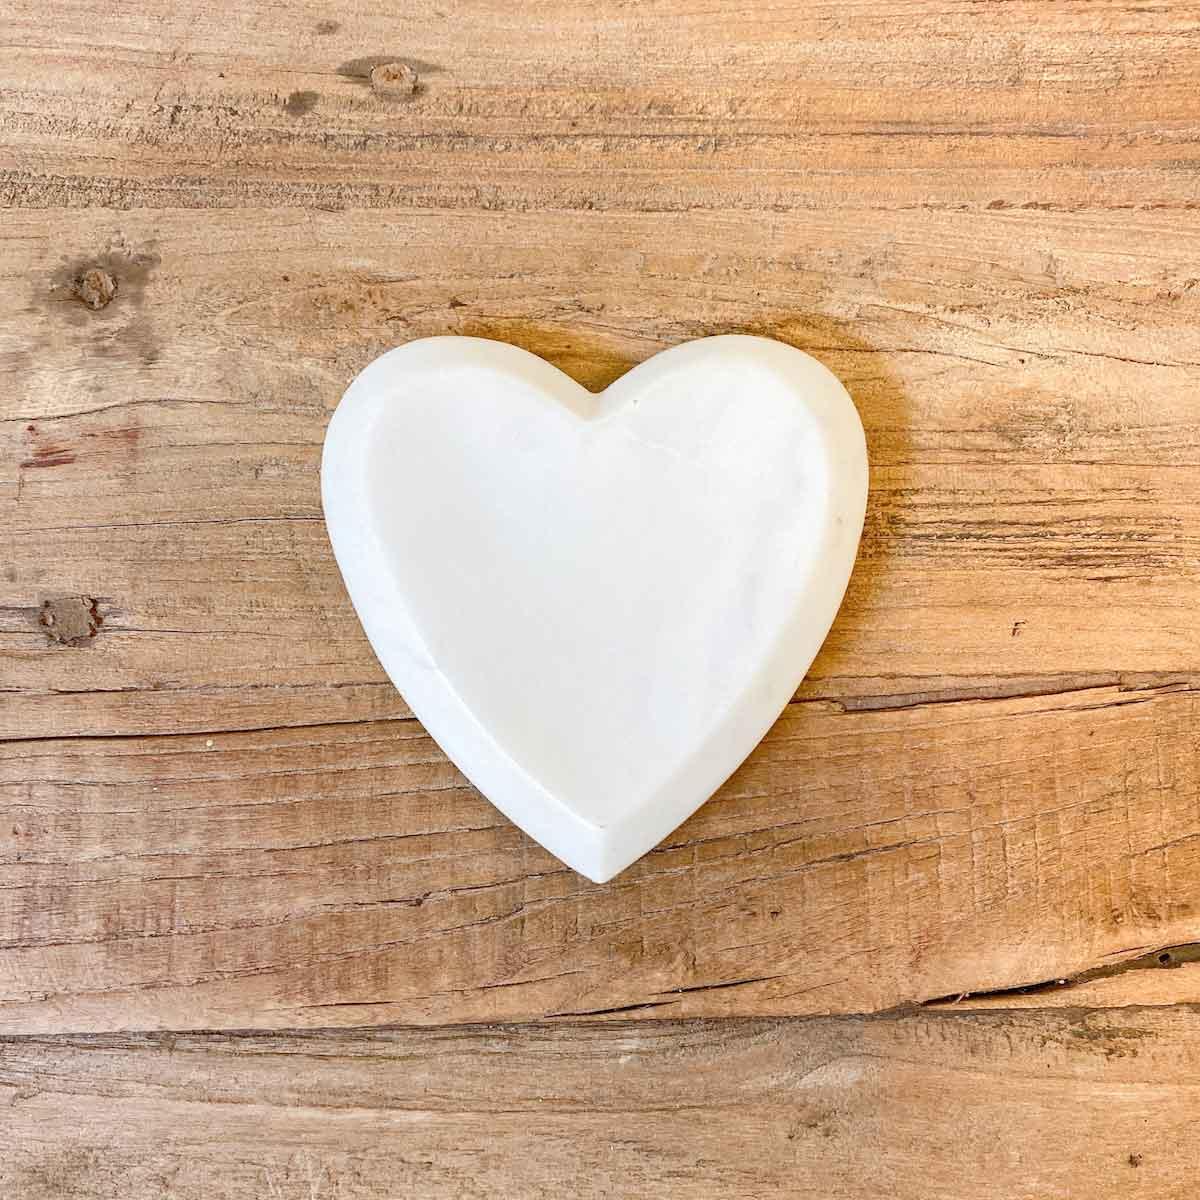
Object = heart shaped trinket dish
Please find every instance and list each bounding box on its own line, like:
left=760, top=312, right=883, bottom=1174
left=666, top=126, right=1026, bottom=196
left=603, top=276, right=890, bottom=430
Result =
left=322, top=335, right=867, bottom=882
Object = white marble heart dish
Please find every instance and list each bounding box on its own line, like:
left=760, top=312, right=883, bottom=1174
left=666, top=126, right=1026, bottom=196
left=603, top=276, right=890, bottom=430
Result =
left=322, top=334, right=867, bottom=882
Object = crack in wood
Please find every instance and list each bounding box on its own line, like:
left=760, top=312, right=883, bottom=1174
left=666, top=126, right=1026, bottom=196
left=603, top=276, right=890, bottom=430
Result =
left=923, top=941, right=1200, bottom=1010
left=3, top=675, right=1196, bottom=745
left=656, top=974, right=787, bottom=996
left=546, top=1000, right=680, bottom=1018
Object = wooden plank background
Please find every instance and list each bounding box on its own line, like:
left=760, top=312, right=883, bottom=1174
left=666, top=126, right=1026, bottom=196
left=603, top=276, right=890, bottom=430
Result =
left=3, top=0, right=1200, bottom=1082
left=1, top=1009, right=1196, bottom=1199
left=6, top=0, right=1200, bottom=1034
left=7, top=2, right=1200, bottom=1192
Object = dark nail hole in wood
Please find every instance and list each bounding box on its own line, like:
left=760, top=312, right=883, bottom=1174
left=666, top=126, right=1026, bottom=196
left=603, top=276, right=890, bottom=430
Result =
left=39, top=596, right=101, bottom=646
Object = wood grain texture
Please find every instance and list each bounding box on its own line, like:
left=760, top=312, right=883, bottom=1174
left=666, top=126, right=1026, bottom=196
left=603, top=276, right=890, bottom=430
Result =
left=4, top=0, right=1200, bottom=1032
left=5, top=683, right=1200, bottom=1032
left=1, top=1009, right=1197, bottom=1198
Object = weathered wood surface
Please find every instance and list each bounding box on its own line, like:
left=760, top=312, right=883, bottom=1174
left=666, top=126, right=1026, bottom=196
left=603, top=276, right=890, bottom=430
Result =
left=1, top=1010, right=1196, bottom=1199
left=5, top=683, right=1200, bottom=1033
left=5, top=1, right=1200, bottom=1032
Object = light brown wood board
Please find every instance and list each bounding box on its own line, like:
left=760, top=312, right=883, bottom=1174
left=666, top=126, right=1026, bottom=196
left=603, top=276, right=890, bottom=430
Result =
left=0, top=1009, right=1196, bottom=1199
left=4, top=1, right=1200, bottom=1032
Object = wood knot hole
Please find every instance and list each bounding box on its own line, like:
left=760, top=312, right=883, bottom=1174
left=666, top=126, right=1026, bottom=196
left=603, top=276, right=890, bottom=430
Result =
left=71, top=268, right=118, bottom=310
left=370, top=61, right=418, bottom=98
left=40, top=596, right=101, bottom=646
